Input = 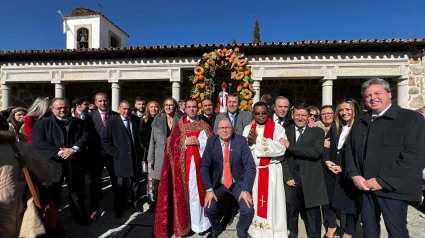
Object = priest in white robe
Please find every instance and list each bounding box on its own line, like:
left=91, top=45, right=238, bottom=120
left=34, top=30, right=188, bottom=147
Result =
left=243, top=102, right=288, bottom=238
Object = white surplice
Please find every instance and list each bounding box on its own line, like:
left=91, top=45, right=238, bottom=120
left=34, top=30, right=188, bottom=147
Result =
left=186, top=129, right=211, bottom=233
left=243, top=122, right=288, bottom=238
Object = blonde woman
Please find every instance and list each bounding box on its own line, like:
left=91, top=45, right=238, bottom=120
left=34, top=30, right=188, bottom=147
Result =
left=24, top=97, right=50, bottom=145
left=322, top=98, right=360, bottom=238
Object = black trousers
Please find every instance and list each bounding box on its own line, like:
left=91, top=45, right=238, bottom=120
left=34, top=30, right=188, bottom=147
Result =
left=287, top=183, right=322, bottom=238
left=361, top=193, right=409, bottom=238
left=89, top=154, right=117, bottom=212
left=116, top=176, right=141, bottom=212
left=42, top=161, right=86, bottom=220
left=323, top=204, right=359, bottom=235
left=204, top=184, right=254, bottom=236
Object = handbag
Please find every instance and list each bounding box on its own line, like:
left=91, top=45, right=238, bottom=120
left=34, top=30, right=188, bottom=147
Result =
left=10, top=143, right=66, bottom=237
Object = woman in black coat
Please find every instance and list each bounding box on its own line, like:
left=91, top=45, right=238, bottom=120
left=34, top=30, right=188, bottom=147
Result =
left=322, top=98, right=360, bottom=238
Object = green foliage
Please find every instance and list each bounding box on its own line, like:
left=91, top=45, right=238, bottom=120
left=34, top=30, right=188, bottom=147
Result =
left=252, top=19, right=261, bottom=44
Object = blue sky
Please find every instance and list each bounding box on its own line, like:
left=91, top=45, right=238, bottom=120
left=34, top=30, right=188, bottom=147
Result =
left=0, top=0, right=424, bottom=51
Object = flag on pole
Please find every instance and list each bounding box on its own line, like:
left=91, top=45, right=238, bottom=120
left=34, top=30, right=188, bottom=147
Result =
left=57, top=10, right=70, bottom=34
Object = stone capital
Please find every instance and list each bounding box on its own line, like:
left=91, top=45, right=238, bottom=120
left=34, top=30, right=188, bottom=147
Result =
left=321, top=76, right=337, bottom=81
left=108, top=79, right=121, bottom=83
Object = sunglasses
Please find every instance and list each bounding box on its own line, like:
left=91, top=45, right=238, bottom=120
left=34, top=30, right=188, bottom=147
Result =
left=309, top=114, right=319, bottom=119
left=338, top=97, right=354, bottom=103
left=254, top=111, right=268, bottom=116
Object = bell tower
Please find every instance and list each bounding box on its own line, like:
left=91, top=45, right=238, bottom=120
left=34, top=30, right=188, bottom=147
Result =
left=62, top=7, right=129, bottom=49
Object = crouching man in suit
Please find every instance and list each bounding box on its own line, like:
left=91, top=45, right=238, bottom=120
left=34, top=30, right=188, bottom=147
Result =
left=201, top=118, right=256, bottom=238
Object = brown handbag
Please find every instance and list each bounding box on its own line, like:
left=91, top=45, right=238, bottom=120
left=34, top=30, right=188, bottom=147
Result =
left=10, top=143, right=66, bottom=237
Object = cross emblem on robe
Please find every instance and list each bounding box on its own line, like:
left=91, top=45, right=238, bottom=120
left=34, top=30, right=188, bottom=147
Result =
left=260, top=195, right=266, bottom=207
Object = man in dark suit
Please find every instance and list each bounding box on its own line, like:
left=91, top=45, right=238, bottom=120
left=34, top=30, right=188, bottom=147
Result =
left=280, top=103, right=327, bottom=238
left=213, top=93, right=253, bottom=135
left=345, top=78, right=425, bottom=237
left=85, top=92, right=119, bottom=220
left=32, top=97, right=91, bottom=225
left=101, top=100, right=143, bottom=218
left=201, top=118, right=256, bottom=238
left=199, top=98, right=216, bottom=128
left=269, top=96, right=293, bottom=128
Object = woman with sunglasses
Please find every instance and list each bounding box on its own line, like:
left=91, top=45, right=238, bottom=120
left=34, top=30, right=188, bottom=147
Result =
left=307, top=106, right=320, bottom=123
left=8, top=107, right=27, bottom=142
left=322, top=98, right=360, bottom=238
left=147, top=98, right=180, bottom=212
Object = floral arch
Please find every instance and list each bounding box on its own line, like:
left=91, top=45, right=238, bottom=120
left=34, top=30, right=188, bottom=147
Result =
left=188, top=47, right=255, bottom=112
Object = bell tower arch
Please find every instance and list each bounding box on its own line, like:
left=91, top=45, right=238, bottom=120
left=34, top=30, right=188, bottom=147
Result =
left=62, top=7, right=129, bottom=49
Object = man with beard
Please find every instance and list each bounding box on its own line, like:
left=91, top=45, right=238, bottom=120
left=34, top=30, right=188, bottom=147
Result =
left=32, top=97, right=91, bottom=225
left=154, top=99, right=214, bottom=238
left=85, top=93, right=119, bottom=220
left=243, top=102, right=288, bottom=238
left=200, top=98, right=216, bottom=128
left=132, top=96, right=146, bottom=118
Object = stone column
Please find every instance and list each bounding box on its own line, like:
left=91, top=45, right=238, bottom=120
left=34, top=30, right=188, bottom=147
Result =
left=1, top=83, right=12, bottom=110
left=397, top=77, right=408, bottom=108
left=253, top=80, right=261, bottom=103
left=322, top=77, right=335, bottom=106
left=111, top=82, right=121, bottom=111
left=172, top=82, right=181, bottom=102
left=54, top=82, right=66, bottom=98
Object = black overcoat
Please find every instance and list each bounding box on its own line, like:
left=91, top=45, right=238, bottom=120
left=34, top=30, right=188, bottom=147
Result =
left=344, top=104, right=425, bottom=202
left=32, top=115, right=89, bottom=161
left=282, top=125, right=328, bottom=208
left=101, top=114, right=142, bottom=177
left=322, top=123, right=360, bottom=214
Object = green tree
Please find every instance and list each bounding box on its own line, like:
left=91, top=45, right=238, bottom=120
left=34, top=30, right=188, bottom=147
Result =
left=232, top=39, right=237, bottom=45
left=252, top=19, right=261, bottom=44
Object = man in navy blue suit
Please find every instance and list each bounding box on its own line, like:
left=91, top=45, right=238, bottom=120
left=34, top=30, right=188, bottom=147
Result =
left=201, top=118, right=256, bottom=238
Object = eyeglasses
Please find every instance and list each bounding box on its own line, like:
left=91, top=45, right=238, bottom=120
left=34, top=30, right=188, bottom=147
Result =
left=53, top=107, right=68, bottom=110
left=253, top=112, right=267, bottom=116
left=321, top=112, right=334, bottom=117
left=309, top=114, right=319, bottom=119
left=218, top=126, right=232, bottom=130
left=164, top=104, right=175, bottom=108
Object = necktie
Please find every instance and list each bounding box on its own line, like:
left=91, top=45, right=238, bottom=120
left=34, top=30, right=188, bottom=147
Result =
left=371, top=115, right=380, bottom=122
left=125, top=119, right=132, bottom=138
left=296, top=127, right=304, bottom=144
left=230, top=114, right=236, bottom=127
left=278, top=117, right=284, bottom=126
left=223, top=141, right=232, bottom=188
left=101, top=112, right=107, bottom=127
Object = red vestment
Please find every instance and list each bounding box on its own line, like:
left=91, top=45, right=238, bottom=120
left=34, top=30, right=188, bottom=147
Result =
left=154, top=117, right=214, bottom=238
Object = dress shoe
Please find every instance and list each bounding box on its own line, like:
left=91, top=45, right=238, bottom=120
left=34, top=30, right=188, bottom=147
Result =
left=207, top=230, right=223, bottom=238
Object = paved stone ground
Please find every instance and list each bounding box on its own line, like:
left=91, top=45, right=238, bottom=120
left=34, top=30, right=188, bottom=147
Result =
left=59, top=171, right=425, bottom=237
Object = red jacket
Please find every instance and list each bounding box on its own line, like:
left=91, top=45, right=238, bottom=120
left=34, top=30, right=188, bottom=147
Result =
left=24, top=116, right=37, bottom=145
